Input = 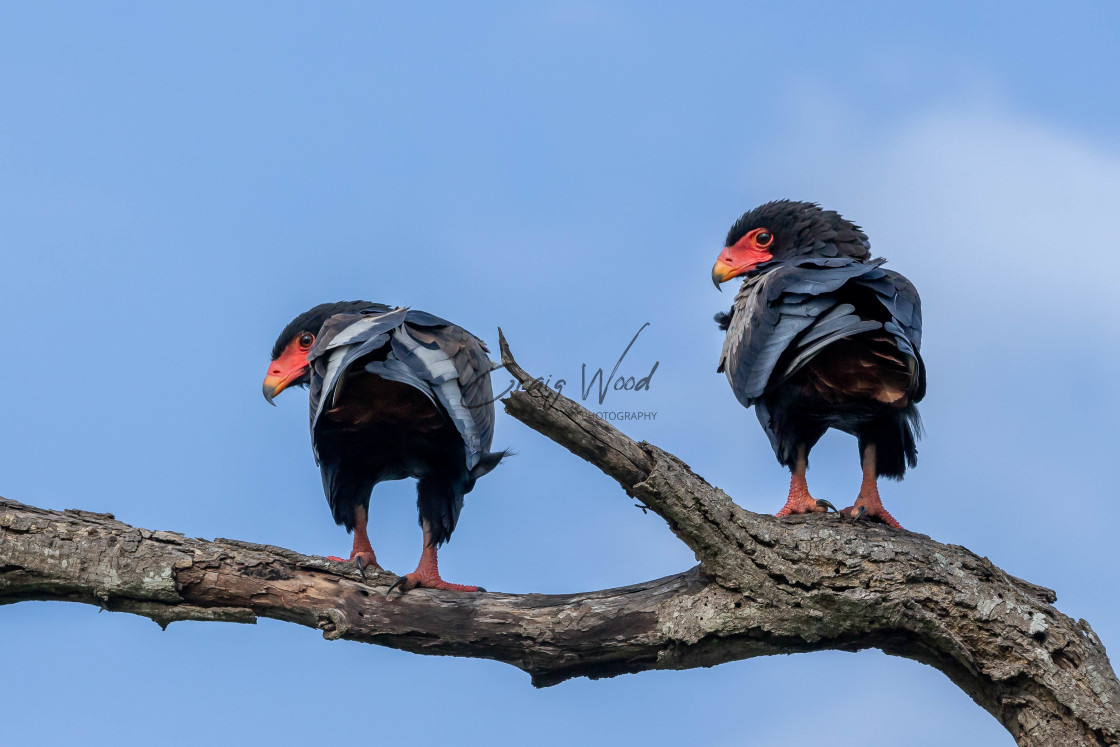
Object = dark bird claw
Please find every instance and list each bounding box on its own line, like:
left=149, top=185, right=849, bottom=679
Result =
left=355, top=555, right=366, bottom=580
left=815, top=499, right=838, bottom=513
left=851, top=505, right=867, bottom=523
left=386, top=576, right=408, bottom=597
left=384, top=571, right=483, bottom=595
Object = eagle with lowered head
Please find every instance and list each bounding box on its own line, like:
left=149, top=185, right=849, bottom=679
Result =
left=712, top=200, right=925, bottom=527
left=263, top=302, right=505, bottom=592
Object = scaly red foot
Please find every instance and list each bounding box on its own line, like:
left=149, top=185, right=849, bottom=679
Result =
left=841, top=494, right=902, bottom=529
left=845, top=445, right=903, bottom=528
left=327, top=506, right=381, bottom=578
left=776, top=470, right=836, bottom=517
left=387, top=546, right=485, bottom=595
left=776, top=494, right=836, bottom=517
left=326, top=548, right=381, bottom=578
left=387, top=571, right=484, bottom=594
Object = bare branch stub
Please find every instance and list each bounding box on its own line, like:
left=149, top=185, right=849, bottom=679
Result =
left=0, top=333, right=1117, bottom=746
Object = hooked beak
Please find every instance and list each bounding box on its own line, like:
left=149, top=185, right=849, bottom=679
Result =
left=264, top=338, right=314, bottom=407
left=712, top=258, right=737, bottom=290
left=262, top=371, right=302, bottom=406
left=262, top=375, right=284, bottom=406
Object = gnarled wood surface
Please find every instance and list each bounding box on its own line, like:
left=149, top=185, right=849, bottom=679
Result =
left=1, top=333, right=1117, bottom=746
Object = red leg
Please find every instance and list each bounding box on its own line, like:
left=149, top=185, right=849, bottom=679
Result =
left=389, top=520, right=485, bottom=593
left=775, top=447, right=835, bottom=517
left=326, top=504, right=381, bottom=569
left=841, top=445, right=903, bottom=529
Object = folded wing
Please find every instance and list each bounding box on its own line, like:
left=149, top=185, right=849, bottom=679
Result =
left=307, top=307, right=496, bottom=469
left=718, top=257, right=925, bottom=408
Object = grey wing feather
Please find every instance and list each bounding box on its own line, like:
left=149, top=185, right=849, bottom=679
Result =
left=881, top=271, right=926, bottom=400
left=719, top=258, right=908, bottom=407
left=391, top=316, right=496, bottom=468
left=362, top=358, right=438, bottom=406
left=780, top=317, right=884, bottom=383
left=873, top=270, right=923, bottom=351
left=307, top=307, right=411, bottom=435
left=306, top=307, right=498, bottom=469
left=856, top=267, right=925, bottom=401
left=399, top=309, right=457, bottom=329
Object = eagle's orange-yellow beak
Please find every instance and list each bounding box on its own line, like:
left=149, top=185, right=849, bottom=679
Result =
left=711, top=256, right=739, bottom=288
left=263, top=342, right=311, bottom=405
left=711, top=236, right=774, bottom=289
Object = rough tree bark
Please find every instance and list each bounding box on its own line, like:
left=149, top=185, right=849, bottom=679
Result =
left=1, top=332, right=1116, bottom=746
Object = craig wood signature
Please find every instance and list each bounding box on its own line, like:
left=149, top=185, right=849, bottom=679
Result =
left=476, top=323, right=660, bottom=410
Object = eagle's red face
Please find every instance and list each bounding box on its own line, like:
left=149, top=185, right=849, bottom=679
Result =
left=711, top=227, right=775, bottom=287
left=262, top=331, right=315, bottom=405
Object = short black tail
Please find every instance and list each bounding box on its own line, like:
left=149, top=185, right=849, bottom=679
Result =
left=470, top=449, right=509, bottom=481
left=860, top=405, right=923, bottom=479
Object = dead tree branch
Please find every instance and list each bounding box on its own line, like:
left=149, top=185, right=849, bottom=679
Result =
left=0, top=332, right=1116, bottom=746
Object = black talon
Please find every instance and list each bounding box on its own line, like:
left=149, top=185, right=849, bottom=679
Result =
left=386, top=576, right=408, bottom=597
left=851, top=505, right=867, bottom=523
left=815, top=499, right=837, bottom=513
left=475, top=586, right=487, bottom=593
left=355, top=555, right=366, bottom=580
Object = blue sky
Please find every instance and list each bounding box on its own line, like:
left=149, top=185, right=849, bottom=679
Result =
left=2, top=3, right=1118, bottom=745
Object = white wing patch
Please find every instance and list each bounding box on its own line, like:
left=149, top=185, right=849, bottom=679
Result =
left=391, top=327, right=483, bottom=469
left=307, top=308, right=491, bottom=472
left=311, top=347, right=349, bottom=431
left=323, top=306, right=409, bottom=350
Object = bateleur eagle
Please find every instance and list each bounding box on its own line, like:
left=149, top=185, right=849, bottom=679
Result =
left=263, top=301, right=505, bottom=591
left=712, top=201, right=925, bottom=528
